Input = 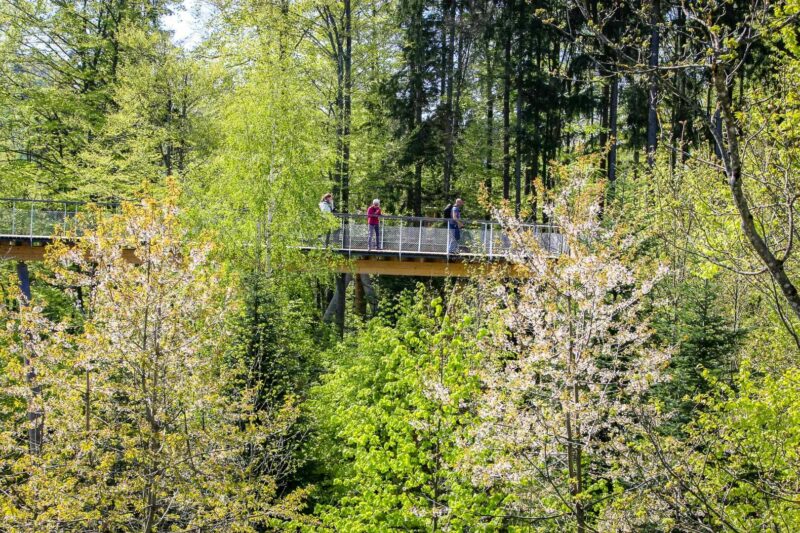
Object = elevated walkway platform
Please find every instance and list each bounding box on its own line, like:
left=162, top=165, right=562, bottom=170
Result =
left=302, top=213, right=565, bottom=276
left=0, top=200, right=565, bottom=276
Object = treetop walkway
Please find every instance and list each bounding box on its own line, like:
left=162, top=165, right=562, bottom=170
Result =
left=0, top=198, right=565, bottom=276
left=0, top=198, right=111, bottom=262
left=307, top=213, right=565, bottom=257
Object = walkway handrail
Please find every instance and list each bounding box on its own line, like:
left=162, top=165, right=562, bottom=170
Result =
left=315, top=212, right=567, bottom=259
left=0, top=197, right=120, bottom=207
left=330, top=211, right=561, bottom=230
left=1, top=198, right=567, bottom=259
left=0, top=198, right=119, bottom=242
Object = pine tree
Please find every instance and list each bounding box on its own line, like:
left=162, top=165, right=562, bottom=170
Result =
left=658, top=279, right=743, bottom=432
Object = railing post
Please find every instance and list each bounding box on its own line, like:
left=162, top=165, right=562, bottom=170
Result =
left=489, top=223, right=494, bottom=258
left=446, top=220, right=450, bottom=257
left=398, top=219, right=403, bottom=259
left=29, top=203, right=34, bottom=243
left=418, top=220, right=423, bottom=253
left=12, top=200, right=16, bottom=235
left=347, top=216, right=352, bottom=256
left=340, top=216, right=345, bottom=250
left=380, top=217, right=384, bottom=251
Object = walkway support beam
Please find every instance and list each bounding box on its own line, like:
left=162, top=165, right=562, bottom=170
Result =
left=335, top=273, right=347, bottom=337
left=16, top=262, right=43, bottom=455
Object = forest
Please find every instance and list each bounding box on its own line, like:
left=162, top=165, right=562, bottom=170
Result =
left=1, top=0, right=800, bottom=530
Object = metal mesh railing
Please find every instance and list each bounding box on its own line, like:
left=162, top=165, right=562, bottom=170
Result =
left=1, top=199, right=567, bottom=259
left=0, top=199, right=117, bottom=242
left=314, top=214, right=566, bottom=258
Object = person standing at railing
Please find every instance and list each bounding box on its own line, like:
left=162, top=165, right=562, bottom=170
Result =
left=367, top=199, right=382, bottom=251
left=319, top=192, right=334, bottom=214
left=319, top=193, right=335, bottom=247
left=448, top=198, right=464, bottom=254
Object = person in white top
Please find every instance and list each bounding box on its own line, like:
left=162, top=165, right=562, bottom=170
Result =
left=319, top=193, right=335, bottom=246
left=319, top=192, right=334, bottom=213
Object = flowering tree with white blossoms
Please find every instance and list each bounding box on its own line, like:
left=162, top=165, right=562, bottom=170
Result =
left=469, top=171, right=672, bottom=531
left=0, top=190, right=304, bottom=531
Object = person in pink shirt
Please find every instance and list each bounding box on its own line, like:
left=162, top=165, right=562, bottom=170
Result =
left=367, top=199, right=382, bottom=251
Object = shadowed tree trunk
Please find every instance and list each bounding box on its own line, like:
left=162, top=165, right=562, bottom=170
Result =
left=17, top=262, right=43, bottom=455
left=323, top=274, right=352, bottom=334
left=484, top=36, right=495, bottom=204
left=442, top=0, right=456, bottom=200
left=647, top=0, right=660, bottom=168
left=361, top=274, right=378, bottom=316
left=608, top=73, right=619, bottom=188
left=354, top=275, right=366, bottom=316
left=321, top=2, right=352, bottom=212
left=342, top=0, right=352, bottom=212
left=514, top=63, right=522, bottom=216
left=502, top=12, right=512, bottom=201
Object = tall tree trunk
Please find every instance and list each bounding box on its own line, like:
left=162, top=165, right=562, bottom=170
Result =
left=334, top=59, right=344, bottom=205
left=335, top=274, right=348, bottom=337
left=711, top=63, right=800, bottom=323
left=442, top=0, right=456, bottom=200
left=669, top=9, right=686, bottom=177
left=502, top=21, right=512, bottom=201
left=439, top=0, right=448, bottom=97
left=608, top=74, right=619, bottom=188
left=354, top=274, right=366, bottom=316
left=178, top=83, right=187, bottom=173
left=484, top=40, right=495, bottom=203
left=566, top=297, right=585, bottom=532
left=526, top=162, right=536, bottom=221
left=599, top=80, right=609, bottom=174
left=514, top=65, right=522, bottom=216
left=163, top=98, right=173, bottom=175
left=647, top=0, right=660, bottom=168
left=361, top=274, right=378, bottom=316
left=413, top=162, right=423, bottom=215
left=323, top=274, right=352, bottom=325
left=342, top=0, right=352, bottom=212
left=532, top=105, right=541, bottom=220
left=17, top=262, right=43, bottom=455
left=410, top=1, right=425, bottom=215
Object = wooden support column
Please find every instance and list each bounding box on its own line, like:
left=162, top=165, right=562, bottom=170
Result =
left=17, top=262, right=43, bottom=454
left=361, top=274, right=378, bottom=316
left=17, top=261, right=31, bottom=301
left=354, top=274, right=366, bottom=317
left=335, top=273, right=347, bottom=337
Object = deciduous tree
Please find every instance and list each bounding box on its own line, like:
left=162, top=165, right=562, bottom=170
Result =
left=470, top=165, right=671, bottom=531
left=0, top=191, right=304, bottom=531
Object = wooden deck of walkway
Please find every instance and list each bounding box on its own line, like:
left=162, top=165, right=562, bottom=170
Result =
left=2, top=239, right=528, bottom=277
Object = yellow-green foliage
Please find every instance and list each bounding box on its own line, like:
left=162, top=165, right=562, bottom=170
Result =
left=0, top=191, right=304, bottom=531
left=308, top=289, right=508, bottom=531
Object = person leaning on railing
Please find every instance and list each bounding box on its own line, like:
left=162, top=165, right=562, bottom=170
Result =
left=367, top=199, right=382, bottom=251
